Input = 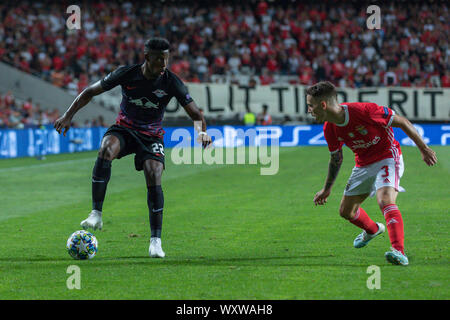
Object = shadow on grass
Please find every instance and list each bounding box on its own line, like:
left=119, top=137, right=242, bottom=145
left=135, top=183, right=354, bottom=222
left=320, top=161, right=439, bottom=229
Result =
left=89, top=254, right=371, bottom=267
left=0, top=254, right=411, bottom=268
left=0, top=257, right=88, bottom=262
left=0, top=255, right=331, bottom=264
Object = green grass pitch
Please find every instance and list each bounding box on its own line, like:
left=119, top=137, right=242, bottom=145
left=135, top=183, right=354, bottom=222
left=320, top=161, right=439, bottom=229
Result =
left=0, top=146, right=448, bottom=299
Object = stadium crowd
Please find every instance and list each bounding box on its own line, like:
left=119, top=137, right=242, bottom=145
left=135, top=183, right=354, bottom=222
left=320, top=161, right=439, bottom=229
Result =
left=0, top=91, right=57, bottom=128
left=0, top=0, right=449, bottom=94
left=0, top=90, right=108, bottom=128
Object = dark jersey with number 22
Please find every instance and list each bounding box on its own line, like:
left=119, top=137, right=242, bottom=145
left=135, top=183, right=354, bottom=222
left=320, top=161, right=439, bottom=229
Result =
left=100, top=64, right=193, bottom=137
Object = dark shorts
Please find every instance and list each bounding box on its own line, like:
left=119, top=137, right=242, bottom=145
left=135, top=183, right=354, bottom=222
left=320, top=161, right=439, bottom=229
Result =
left=103, top=124, right=165, bottom=171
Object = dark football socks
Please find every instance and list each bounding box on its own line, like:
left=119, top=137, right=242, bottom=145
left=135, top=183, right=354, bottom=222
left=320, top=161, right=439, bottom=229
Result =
left=148, top=185, right=164, bottom=238
left=92, top=157, right=112, bottom=212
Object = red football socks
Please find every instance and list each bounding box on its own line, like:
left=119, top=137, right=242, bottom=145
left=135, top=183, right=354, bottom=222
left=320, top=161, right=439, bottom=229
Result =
left=349, top=207, right=379, bottom=235
left=382, top=204, right=405, bottom=254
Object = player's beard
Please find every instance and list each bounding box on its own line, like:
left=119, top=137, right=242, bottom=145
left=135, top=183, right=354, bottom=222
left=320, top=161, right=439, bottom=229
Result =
left=311, top=112, right=322, bottom=122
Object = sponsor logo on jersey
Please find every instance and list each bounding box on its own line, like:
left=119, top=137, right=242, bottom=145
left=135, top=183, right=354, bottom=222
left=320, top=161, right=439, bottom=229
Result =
left=356, top=125, right=368, bottom=135
left=350, top=136, right=381, bottom=150
left=348, top=132, right=355, bottom=138
left=152, top=89, right=168, bottom=98
left=129, top=97, right=159, bottom=109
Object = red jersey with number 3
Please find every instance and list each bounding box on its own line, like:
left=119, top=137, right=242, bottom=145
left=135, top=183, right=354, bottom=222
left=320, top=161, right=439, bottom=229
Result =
left=323, top=102, right=402, bottom=167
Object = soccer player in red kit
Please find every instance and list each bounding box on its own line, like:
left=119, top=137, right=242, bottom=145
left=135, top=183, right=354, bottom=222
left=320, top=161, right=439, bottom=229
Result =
left=307, top=81, right=437, bottom=265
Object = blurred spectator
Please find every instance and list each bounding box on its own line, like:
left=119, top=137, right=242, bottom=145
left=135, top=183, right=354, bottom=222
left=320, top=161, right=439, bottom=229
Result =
left=244, top=111, right=256, bottom=126
left=83, top=119, right=92, bottom=127
left=3, top=91, right=14, bottom=107
left=97, top=115, right=106, bottom=127
left=442, top=71, right=450, bottom=87
left=49, top=108, right=60, bottom=123
left=248, top=77, right=258, bottom=88
left=383, top=68, right=398, bottom=86
left=22, top=98, right=33, bottom=115
left=9, top=110, right=23, bottom=129
left=259, top=68, right=274, bottom=85
left=82, top=115, right=108, bottom=128
left=36, top=110, right=51, bottom=126
left=256, top=104, right=272, bottom=125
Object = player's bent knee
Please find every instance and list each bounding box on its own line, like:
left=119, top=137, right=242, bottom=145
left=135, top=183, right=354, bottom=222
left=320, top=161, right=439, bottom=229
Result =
left=339, top=206, right=356, bottom=220
left=144, top=161, right=163, bottom=186
left=98, top=146, right=119, bottom=161
left=376, top=188, right=397, bottom=209
left=377, top=198, right=396, bottom=210
left=98, top=136, right=120, bottom=160
left=147, top=170, right=161, bottom=182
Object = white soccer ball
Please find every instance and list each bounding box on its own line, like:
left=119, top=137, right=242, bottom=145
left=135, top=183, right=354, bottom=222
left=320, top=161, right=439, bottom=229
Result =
left=66, top=230, right=98, bottom=260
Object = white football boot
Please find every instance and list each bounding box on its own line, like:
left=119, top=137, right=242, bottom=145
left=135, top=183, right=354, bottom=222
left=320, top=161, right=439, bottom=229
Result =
left=149, top=237, right=165, bottom=258
left=80, top=210, right=103, bottom=230
left=385, top=248, right=409, bottom=266
left=353, top=222, right=385, bottom=248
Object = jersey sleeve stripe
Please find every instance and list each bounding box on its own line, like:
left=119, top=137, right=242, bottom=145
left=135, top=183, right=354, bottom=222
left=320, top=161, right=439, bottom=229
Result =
left=386, top=109, right=396, bottom=127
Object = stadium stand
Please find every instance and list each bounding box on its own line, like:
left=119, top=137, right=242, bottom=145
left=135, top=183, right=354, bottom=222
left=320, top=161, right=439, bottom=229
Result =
left=0, top=90, right=56, bottom=129
left=1, top=0, right=448, bottom=88
left=0, top=88, right=108, bottom=129
left=0, top=0, right=448, bottom=127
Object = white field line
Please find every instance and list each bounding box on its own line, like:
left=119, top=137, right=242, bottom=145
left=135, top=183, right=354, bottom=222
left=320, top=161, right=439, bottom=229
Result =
left=0, top=157, right=96, bottom=173
left=0, top=146, right=300, bottom=174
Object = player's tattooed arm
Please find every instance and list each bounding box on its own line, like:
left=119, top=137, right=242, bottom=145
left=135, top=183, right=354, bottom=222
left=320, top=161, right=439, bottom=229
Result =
left=313, top=149, right=343, bottom=206
left=324, top=149, right=343, bottom=191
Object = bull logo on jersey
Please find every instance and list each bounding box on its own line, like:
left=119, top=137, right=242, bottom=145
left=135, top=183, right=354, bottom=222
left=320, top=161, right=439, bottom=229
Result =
left=356, top=125, right=368, bottom=135
left=152, top=89, right=168, bottom=98
left=129, top=97, right=159, bottom=109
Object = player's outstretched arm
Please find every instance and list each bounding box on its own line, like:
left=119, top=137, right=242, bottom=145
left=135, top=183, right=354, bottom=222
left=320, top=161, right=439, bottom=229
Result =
left=54, top=80, right=105, bottom=136
left=391, top=114, right=437, bottom=166
left=314, top=149, right=343, bottom=206
left=182, top=101, right=212, bottom=148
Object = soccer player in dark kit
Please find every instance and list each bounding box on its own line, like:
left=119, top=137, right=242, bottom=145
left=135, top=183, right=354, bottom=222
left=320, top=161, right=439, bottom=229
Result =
left=54, top=38, right=212, bottom=258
